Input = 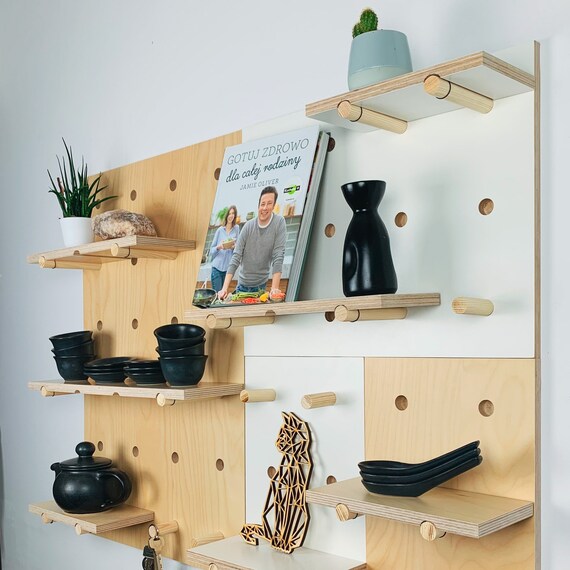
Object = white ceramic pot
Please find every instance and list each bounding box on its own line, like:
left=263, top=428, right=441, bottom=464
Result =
left=348, top=29, right=413, bottom=90
left=60, top=217, right=93, bottom=247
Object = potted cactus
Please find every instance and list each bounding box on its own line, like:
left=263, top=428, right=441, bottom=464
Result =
left=48, top=139, right=116, bottom=247
left=348, top=8, right=412, bottom=90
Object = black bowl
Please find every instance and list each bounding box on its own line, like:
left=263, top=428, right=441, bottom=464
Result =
left=54, top=355, right=95, bottom=381
left=159, top=355, right=208, bottom=387
left=52, top=339, right=95, bottom=357
left=50, top=331, right=93, bottom=350
left=154, top=324, right=206, bottom=349
left=361, top=455, right=483, bottom=497
left=358, top=441, right=480, bottom=476
left=156, top=340, right=205, bottom=357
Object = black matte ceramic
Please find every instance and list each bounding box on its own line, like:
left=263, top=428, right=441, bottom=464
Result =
left=85, top=356, right=135, bottom=369
left=360, top=448, right=481, bottom=484
left=124, top=359, right=161, bottom=368
left=341, top=180, right=397, bottom=296
left=54, top=355, right=94, bottom=381
left=51, top=339, right=95, bottom=357
left=51, top=442, right=132, bottom=514
left=126, top=371, right=166, bottom=385
left=358, top=440, right=480, bottom=476
left=361, top=455, right=483, bottom=497
left=49, top=330, right=93, bottom=350
left=159, top=355, right=208, bottom=386
left=156, top=340, right=206, bottom=356
left=154, top=324, right=206, bottom=349
left=86, top=371, right=127, bottom=383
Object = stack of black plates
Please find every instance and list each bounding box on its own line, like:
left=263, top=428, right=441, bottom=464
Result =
left=124, top=360, right=165, bottom=385
left=84, top=357, right=135, bottom=384
left=358, top=441, right=482, bottom=497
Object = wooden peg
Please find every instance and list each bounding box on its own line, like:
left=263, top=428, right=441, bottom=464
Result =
left=301, top=392, right=337, bottom=409
left=208, top=564, right=219, bottom=570
left=420, top=521, right=446, bottom=541
left=337, top=100, right=408, bottom=134
left=190, top=531, right=225, bottom=548
left=39, top=256, right=101, bottom=270
left=452, top=297, right=494, bottom=316
left=423, top=75, right=494, bottom=113
left=149, top=521, right=179, bottom=538
left=240, top=389, right=276, bottom=403
left=110, top=244, right=177, bottom=260
left=334, top=306, right=408, bottom=322
left=205, top=314, right=275, bottom=329
left=40, top=386, right=56, bottom=397
left=74, top=523, right=87, bottom=536
left=41, top=513, right=53, bottom=524
left=156, top=394, right=175, bottom=407
left=335, top=503, right=359, bottom=522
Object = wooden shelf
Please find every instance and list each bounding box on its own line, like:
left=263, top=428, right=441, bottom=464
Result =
left=29, top=381, right=244, bottom=406
left=27, top=235, right=196, bottom=269
left=306, top=478, right=533, bottom=539
left=30, top=501, right=154, bottom=535
left=306, top=50, right=535, bottom=131
left=185, top=293, right=440, bottom=328
left=186, top=536, right=366, bottom=570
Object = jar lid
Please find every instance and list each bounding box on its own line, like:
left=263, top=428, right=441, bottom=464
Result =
left=58, top=442, right=113, bottom=470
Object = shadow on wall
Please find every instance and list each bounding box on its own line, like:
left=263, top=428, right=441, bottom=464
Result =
left=0, top=429, right=3, bottom=570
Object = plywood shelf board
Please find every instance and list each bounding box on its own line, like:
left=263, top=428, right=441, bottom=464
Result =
left=306, top=478, right=533, bottom=539
left=29, top=501, right=154, bottom=534
left=185, top=292, right=440, bottom=320
left=27, top=235, right=196, bottom=264
left=187, top=536, right=367, bottom=570
left=28, top=381, right=243, bottom=401
left=306, top=51, right=534, bottom=131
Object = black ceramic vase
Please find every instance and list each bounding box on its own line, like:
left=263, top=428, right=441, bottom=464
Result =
left=341, top=180, right=397, bottom=296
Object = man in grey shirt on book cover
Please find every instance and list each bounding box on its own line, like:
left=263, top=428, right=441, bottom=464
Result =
left=218, top=186, right=286, bottom=301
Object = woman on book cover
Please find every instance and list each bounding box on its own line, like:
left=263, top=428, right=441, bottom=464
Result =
left=209, top=205, right=240, bottom=292
left=218, top=187, right=286, bottom=300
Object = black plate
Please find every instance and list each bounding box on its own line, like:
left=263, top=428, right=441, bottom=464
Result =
left=87, top=371, right=127, bottom=383
left=360, top=448, right=480, bottom=484
left=358, top=441, right=480, bottom=476
left=361, top=455, right=483, bottom=497
left=85, top=357, right=135, bottom=369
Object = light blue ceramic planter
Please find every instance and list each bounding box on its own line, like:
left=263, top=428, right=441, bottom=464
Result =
left=348, top=29, right=413, bottom=90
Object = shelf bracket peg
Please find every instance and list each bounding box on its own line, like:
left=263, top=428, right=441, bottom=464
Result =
left=335, top=503, right=360, bottom=522
left=301, top=392, right=337, bottom=409
left=40, top=513, right=53, bottom=525
left=156, top=393, right=176, bottom=407
left=334, top=305, right=408, bottom=322
left=240, top=389, right=276, bottom=403
left=420, top=521, right=446, bottom=541
left=74, top=523, right=88, bottom=536
left=337, top=100, right=407, bottom=133
left=451, top=297, right=494, bottom=316
left=423, top=74, right=494, bottom=113
left=205, top=314, right=275, bottom=329
left=149, top=521, right=179, bottom=537
left=190, top=531, right=225, bottom=548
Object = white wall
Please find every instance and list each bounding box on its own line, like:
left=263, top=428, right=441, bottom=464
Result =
left=0, top=1, right=568, bottom=568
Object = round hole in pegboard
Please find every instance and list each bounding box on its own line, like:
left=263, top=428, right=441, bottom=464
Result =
left=479, top=399, right=494, bottom=417
left=479, top=198, right=494, bottom=215
left=267, top=466, right=277, bottom=478
left=327, top=137, right=336, bottom=152
left=324, top=223, right=336, bottom=238
left=131, top=258, right=138, bottom=266
left=324, top=311, right=335, bottom=322
left=97, top=441, right=104, bottom=451
left=326, top=475, right=337, bottom=485
left=214, top=168, right=221, bottom=181
left=132, top=446, right=139, bottom=458
left=395, top=395, right=408, bottom=411
left=171, top=316, right=179, bottom=324
left=216, top=459, right=225, bottom=471
left=96, top=203, right=101, bottom=210
left=130, top=190, right=137, bottom=201
left=395, top=212, right=408, bottom=227
left=96, top=320, right=103, bottom=331
left=169, top=179, right=177, bottom=191
left=132, top=318, right=139, bottom=330
left=171, top=452, right=179, bottom=464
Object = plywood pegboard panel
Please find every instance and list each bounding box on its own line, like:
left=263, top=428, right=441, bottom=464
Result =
left=364, top=357, right=537, bottom=569
left=82, top=132, right=246, bottom=564
left=243, top=356, right=366, bottom=562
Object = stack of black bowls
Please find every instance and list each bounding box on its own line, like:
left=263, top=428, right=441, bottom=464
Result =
left=50, top=331, right=95, bottom=381
left=154, top=324, right=207, bottom=387
left=358, top=441, right=482, bottom=497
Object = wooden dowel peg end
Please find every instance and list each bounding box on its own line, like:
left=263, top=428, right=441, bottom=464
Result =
left=335, top=503, right=359, bottom=522
left=420, top=521, right=446, bottom=541
left=190, top=531, right=225, bottom=548
left=452, top=297, right=494, bottom=316
left=301, top=392, right=337, bottom=409
left=240, top=389, right=276, bottom=403
left=337, top=100, right=407, bottom=134
left=149, top=521, right=179, bottom=537
left=424, top=75, right=494, bottom=114
left=157, top=394, right=175, bottom=407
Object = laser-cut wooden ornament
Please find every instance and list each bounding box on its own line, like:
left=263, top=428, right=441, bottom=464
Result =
left=241, top=411, right=313, bottom=553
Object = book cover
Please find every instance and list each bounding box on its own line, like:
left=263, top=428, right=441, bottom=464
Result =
left=195, top=125, right=326, bottom=306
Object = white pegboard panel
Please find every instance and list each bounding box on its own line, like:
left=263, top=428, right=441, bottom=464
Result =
left=244, top=356, right=365, bottom=562
left=242, top=90, right=535, bottom=358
